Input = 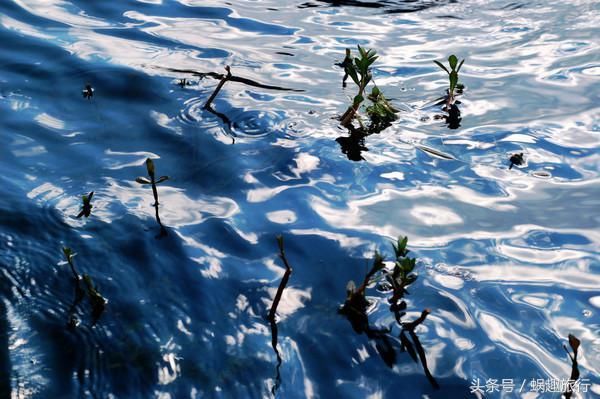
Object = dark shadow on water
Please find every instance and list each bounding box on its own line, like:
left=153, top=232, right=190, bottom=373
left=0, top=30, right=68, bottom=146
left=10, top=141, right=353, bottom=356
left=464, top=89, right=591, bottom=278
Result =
left=298, top=0, right=450, bottom=13
left=335, top=121, right=392, bottom=161
left=432, top=95, right=462, bottom=129
left=336, top=133, right=368, bottom=161
left=444, top=103, right=461, bottom=129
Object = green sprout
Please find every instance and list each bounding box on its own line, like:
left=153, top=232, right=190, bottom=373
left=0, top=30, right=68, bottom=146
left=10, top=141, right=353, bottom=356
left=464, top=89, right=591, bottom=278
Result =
left=76, top=191, right=94, bottom=219
left=434, top=55, right=464, bottom=102
left=136, top=158, right=169, bottom=205
left=388, top=235, right=418, bottom=305
left=136, top=158, right=169, bottom=236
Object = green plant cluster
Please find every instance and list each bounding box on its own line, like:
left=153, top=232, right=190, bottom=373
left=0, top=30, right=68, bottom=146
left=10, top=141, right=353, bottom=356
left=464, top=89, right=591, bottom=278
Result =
left=340, top=236, right=437, bottom=386
left=340, top=46, right=398, bottom=129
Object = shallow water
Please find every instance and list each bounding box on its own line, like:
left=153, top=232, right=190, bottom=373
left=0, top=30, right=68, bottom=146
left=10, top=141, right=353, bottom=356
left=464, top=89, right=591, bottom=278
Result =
left=1, top=0, right=599, bottom=398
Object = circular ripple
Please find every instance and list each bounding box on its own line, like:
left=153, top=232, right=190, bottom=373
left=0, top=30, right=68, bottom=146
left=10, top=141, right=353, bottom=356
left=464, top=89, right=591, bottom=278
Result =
left=229, top=109, right=287, bottom=138
left=178, top=96, right=213, bottom=127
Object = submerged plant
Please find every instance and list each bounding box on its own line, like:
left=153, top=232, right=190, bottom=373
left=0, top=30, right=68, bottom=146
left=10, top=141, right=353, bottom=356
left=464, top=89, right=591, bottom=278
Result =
left=434, top=55, right=465, bottom=104
left=76, top=191, right=94, bottom=219
left=63, top=247, right=81, bottom=282
left=136, top=158, right=169, bottom=236
left=62, top=247, right=105, bottom=327
left=83, top=274, right=107, bottom=325
left=340, top=251, right=385, bottom=333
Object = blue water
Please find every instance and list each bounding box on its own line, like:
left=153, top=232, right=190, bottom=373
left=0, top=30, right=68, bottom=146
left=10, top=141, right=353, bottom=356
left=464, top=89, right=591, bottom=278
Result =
left=1, top=0, right=599, bottom=398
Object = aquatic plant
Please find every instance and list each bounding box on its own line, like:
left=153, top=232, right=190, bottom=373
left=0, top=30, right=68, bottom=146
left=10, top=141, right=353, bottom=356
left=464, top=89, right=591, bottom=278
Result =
left=62, top=247, right=80, bottom=281
left=83, top=274, right=107, bottom=325
left=433, top=55, right=464, bottom=104
left=82, top=83, right=94, bottom=99
left=76, top=191, right=94, bottom=219
left=62, top=247, right=107, bottom=325
left=63, top=247, right=83, bottom=328
left=335, top=46, right=398, bottom=158
left=339, top=45, right=378, bottom=126
left=340, top=236, right=438, bottom=388
left=136, top=158, right=169, bottom=236
left=509, top=152, right=524, bottom=169
left=340, top=251, right=385, bottom=333
left=563, top=334, right=581, bottom=399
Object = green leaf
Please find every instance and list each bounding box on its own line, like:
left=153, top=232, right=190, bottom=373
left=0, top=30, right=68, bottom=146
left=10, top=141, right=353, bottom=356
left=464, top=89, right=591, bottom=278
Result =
left=433, top=60, right=449, bottom=74
left=63, top=247, right=72, bottom=260
left=366, top=55, right=378, bottom=67
left=353, top=94, right=364, bottom=106
left=156, top=176, right=169, bottom=184
left=358, top=45, right=368, bottom=59
left=448, top=55, right=458, bottom=70
left=347, top=67, right=360, bottom=86
left=449, top=71, right=458, bottom=92
left=457, top=58, right=465, bottom=73
left=136, top=177, right=152, bottom=185
left=397, top=236, right=408, bottom=255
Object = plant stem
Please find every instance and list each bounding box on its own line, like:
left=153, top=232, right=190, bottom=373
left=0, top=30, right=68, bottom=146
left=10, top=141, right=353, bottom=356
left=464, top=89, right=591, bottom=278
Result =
left=67, top=259, right=79, bottom=281
left=268, top=236, right=293, bottom=321
left=204, top=66, right=232, bottom=109
left=341, top=80, right=367, bottom=126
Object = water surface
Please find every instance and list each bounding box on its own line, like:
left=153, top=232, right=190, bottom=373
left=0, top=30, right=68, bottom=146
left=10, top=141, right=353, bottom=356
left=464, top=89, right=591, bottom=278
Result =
left=1, top=0, right=599, bottom=398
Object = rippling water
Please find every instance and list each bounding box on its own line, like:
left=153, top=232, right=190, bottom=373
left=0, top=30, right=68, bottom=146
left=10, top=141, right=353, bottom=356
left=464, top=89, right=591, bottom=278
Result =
left=1, top=0, right=599, bottom=398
